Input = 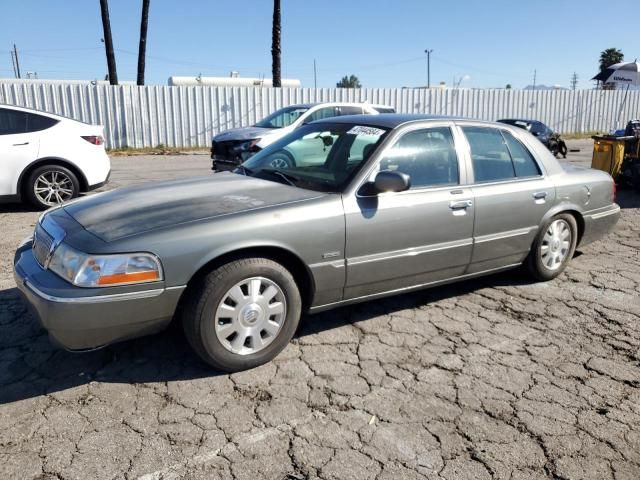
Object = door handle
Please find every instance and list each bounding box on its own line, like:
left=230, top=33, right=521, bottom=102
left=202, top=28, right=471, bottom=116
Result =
left=449, top=200, right=473, bottom=210
left=13, top=142, right=29, bottom=146
left=532, top=191, right=547, bottom=200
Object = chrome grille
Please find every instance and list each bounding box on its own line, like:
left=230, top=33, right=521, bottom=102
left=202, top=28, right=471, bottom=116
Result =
left=33, top=224, right=54, bottom=268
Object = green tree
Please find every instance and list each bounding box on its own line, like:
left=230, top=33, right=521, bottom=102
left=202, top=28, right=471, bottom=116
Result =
left=271, top=0, right=281, bottom=87
left=599, top=48, right=624, bottom=90
left=336, top=74, right=362, bottom=88
left=505, top=84, right=512, bottom=89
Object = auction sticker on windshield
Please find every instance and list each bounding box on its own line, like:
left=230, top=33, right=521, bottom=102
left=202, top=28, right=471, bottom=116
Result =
left=347, top=125, right=386, bottom=136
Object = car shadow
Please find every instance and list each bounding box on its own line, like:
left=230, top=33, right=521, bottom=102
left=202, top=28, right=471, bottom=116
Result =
left=0, top=268, right=539, bottom=404
left=0, top=202, right=40, bottom=213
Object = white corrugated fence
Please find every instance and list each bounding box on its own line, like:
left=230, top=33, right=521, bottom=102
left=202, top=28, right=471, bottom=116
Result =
left=1, top=82, right=639, bottom=149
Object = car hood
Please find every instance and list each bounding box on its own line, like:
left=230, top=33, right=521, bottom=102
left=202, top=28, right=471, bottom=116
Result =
left=63, top=173, right=324, bottom=242
left=213, top=126, right=278, bottom=142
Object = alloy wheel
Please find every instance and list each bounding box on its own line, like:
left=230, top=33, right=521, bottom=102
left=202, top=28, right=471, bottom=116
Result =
left=34, top=170, right=75, bottom=206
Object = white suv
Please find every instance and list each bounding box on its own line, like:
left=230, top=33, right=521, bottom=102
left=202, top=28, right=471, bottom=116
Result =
left=211, top=102, right=395, bottom=171
left=0, top=105, right=111, bottom=209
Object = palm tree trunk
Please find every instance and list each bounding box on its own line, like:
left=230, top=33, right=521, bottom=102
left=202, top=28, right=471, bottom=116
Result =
left=271, top=0, right=281, bottom=87
left=137, top=0, right=151, bottom=86
left=99, top=0, right=118, bottom=85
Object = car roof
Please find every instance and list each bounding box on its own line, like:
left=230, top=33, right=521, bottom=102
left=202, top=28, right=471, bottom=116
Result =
left=312, top=113, right=477, bottom=129
left=286, top=102, right=394, bottom=109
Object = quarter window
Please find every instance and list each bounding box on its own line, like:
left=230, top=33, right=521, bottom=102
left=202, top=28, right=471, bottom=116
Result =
left=380, top=127, right=459, bottom=188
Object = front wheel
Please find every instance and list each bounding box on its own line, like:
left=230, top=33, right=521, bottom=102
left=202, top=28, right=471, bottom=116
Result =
left=182, top=258, right=302, bottom=372
left=526, top=213, right=578, bottom=281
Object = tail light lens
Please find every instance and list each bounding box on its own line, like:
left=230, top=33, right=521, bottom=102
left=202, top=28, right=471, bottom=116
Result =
left=81, top=135, right=104, bottom=146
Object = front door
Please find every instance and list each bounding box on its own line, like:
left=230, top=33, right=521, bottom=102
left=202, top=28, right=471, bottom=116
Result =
left=343, top=124, right=475, bottom=300
left=458, top=125, right=555, bottom=273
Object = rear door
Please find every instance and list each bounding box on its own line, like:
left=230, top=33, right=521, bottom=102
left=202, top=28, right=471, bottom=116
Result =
left=343, top=123, right=475, bottom=299
left=0, top=108, right=41, bottom=195
left=458, top=124, right=555, bottom=273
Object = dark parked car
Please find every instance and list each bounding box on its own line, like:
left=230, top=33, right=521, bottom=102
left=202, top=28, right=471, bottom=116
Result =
left=497, top=118, right=567, bottom=158
left=15, top=115, right=619, bottom=372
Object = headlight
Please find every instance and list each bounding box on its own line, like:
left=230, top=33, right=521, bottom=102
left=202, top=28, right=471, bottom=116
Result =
left=48, top=242, right=163, bottom=287
left=236, top=139, right=261, bottom=152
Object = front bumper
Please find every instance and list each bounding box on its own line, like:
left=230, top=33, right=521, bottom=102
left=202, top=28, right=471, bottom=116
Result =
left=13, top=242, right=185, bottom=351
left=580, top=204, right=621, bottom=247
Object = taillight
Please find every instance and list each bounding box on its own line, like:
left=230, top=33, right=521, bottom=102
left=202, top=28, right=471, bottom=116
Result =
left=81, top=135, right=104, bottom=146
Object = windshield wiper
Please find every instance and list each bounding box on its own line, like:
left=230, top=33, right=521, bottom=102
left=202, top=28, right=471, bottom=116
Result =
left=260, top=168, right=300, bottom=186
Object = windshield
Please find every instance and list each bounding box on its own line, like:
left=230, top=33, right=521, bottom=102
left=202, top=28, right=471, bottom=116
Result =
left=254, top=106, right=309, bottom=129
left=242, top=122, right=390, bottom=192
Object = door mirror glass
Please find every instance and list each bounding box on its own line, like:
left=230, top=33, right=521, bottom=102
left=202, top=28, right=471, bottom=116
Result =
left=369, top=170, right=411, bottom=194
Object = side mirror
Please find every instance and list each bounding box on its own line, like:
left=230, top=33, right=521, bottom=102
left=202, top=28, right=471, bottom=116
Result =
left=360, top=170, right=411, bottom=195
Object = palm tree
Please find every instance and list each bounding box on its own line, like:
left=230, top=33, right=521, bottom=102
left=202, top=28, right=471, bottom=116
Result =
left=99, top=0, right=118, bottom=85
left=271, top=0, right=281, bottom=87
left=137, top=0, right=151, bottom=86
left=598, top=48, right=624, bottom=90
left=336, top=75, right=362, bottom=88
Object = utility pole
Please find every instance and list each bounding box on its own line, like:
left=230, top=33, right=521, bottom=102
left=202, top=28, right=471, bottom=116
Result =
left=13, top=44, right=21, bottom=79
left=570, top=72, right=578, bottom=91
left=532, top=69, right=537, bottom=90
left=99, top=0, right=118, bottom=85
left=425, top=49, right=433, bottom=88
left=10, top=51, right=17, bottom=78
left=313, top=59, right=317, bottom=89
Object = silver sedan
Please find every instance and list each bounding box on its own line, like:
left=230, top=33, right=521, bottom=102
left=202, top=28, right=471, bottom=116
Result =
left=14, top=115, right=620, bottom=372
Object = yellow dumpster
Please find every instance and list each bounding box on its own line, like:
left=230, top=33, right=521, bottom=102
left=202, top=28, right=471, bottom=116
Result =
left=591, top=136, right=626, bottom=178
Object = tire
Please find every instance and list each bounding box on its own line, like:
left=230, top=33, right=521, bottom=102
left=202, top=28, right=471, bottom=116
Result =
left=267, top=150, right=295, bottom=169
left=25, top=164, right=80, bottom=209
left=182, top=257, right=302, bottom=372
left=526, top=213, right=578, bottom=281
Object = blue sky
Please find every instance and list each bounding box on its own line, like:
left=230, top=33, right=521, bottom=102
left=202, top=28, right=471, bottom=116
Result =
left=1, top=0, right=638, bottom=89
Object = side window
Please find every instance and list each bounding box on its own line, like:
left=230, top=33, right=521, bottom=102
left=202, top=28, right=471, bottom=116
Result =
left=26, top=113, right=58, bottom=133
left=305, top=107, right=338, bottom=123
left=0, top=108, right=28, bottom=135
left=337, top=106, right=362, bottom=116
left=502, top=130, right=541, bottom=177
left=380, top=127, right=459, bottom=189
left=462, top=127, right=515, bottom=182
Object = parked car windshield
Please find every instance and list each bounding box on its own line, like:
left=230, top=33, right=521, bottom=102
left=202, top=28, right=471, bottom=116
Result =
left=242, top=122, right=390, bottom=192
left=254, top=106, right=309, bottom=129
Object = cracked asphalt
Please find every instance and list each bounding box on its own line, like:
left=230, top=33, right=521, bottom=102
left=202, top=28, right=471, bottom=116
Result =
left=1, top=140, right=639, bottom=480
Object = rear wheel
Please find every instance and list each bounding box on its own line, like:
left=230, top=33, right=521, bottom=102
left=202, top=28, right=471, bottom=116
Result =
left=526, top=213, right=578, bottom=281
left=182, top=257, right=302, bottom=372
left=25, top=164, right=80, bottom=209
